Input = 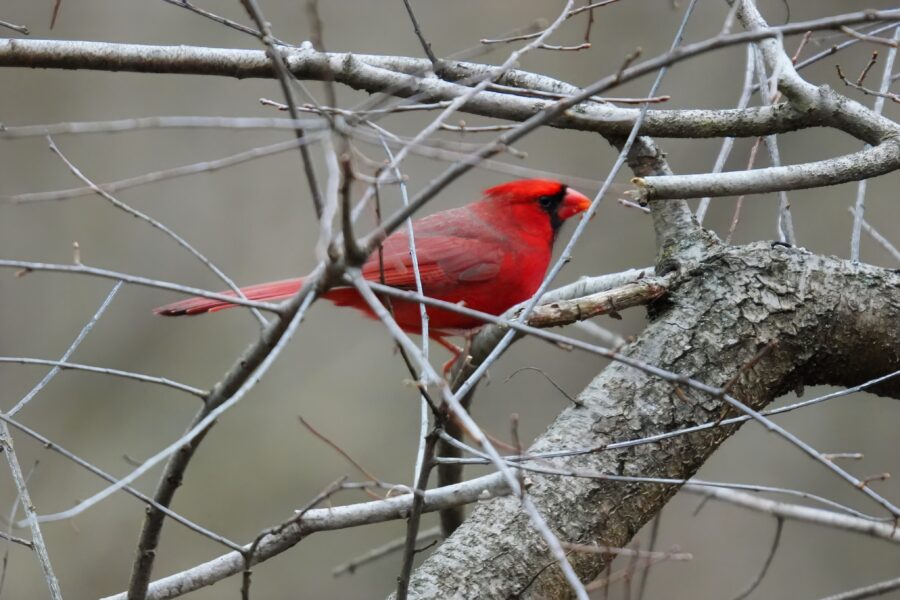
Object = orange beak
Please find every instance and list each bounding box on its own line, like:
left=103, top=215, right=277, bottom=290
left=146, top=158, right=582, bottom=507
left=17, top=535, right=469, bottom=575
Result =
left=558, top=187, right=593, bottom=221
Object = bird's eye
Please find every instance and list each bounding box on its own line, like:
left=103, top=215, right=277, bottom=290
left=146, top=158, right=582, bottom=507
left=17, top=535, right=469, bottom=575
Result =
left=538, top=195, right=554, bottom=208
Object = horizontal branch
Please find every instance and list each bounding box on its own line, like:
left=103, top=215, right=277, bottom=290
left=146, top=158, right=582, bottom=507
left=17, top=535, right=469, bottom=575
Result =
left=100, top=473, right=511, bottom=600
left=0, top=38, right=858, bottom=140
left=0, top=357, right=206, bottom=397
left=0, top=259, right=282, bottom=313
left=635, top=138, right=900, bottom=200
left=684, top=485, right=900, bottom=544
left=522, top=278, right=667, bottom=328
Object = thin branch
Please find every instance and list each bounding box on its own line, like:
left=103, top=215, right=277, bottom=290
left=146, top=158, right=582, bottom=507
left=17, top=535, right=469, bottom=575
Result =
left=437, top=431, right=886, bottom=521
left=0, top=259, right=281, bottom=313
left=0, top=115, right=327, bottom=138
left=0, top=427, right=62, bottom=599
left=749, top=44, right=796, bottom=245
left=100, top=472, right=513, bottom=600
left=298, top=417, right=382, bottom=485
left=119, top=266, right=324, bottom=599
left=839, top=25, right=900, bottom=49
left=793, top=22, right=900, bottom=73
left=836, top=63, right=900, bottom=103
left=7, top=281, right=122, bottom=415
left=636, top=512, right=662, bottom=600
left=401, top=0, right=439, bottom=69
left=240, top=0, right=324, bottom=218
left=0, top=412, right=241, bottom=550
left=562, top=542, right=691, bottom=562
left=160, top=0, right=288, bottom=44
left=0, top=530, right=31, bottom=548
left=849, top=207, right=900, bottom=263
left=815, top=575, right=900, bottom=600
left=47, top=136, right=268, bottom=327
left=6, top=136, right=323, bottom=204
left=696, top=43, right=756, bottom=224
left=684, top=486, right=900, bottom=544
left=518, top=277, right=667, bottom=328
left=851, top=27, right=900, bottom=262
left=0, top=20, right=28, bottom=35
left=0, top=357, right=206, bottom=398
left=241, top=476, right=347, bottom=598
left=396, top=431, right=438, bottom=600
left=730, top=517, right=783, bottom=600
left=479, top=0, right=621, bottom=44
left=9, top=15, right=900, bottom=143
left=332, top=526, right=441, bottom=577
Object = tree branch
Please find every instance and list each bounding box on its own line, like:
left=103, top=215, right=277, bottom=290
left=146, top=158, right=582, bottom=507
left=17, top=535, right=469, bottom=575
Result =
left=0, top=38, right=874, bottom=140
left=99, top=472, right=513, bottom=600
left=400, top=242, right=900, bottom=598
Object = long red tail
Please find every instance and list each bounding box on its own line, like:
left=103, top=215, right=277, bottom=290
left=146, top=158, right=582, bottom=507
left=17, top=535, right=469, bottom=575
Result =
left=154, top=278, right=303, bottom=316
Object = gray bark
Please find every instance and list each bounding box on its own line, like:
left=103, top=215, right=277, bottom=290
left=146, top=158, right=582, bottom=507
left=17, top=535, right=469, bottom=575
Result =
left=401, top=240, right=900, bottom=599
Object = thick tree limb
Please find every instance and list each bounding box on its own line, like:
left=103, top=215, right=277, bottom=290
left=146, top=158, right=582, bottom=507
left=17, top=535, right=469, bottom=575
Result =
left=399, top=242, right=900, bottom=598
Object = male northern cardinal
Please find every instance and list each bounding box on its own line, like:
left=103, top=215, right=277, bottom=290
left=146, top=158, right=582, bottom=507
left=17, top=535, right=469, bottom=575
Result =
left=155, top=179, right=591, bottom=367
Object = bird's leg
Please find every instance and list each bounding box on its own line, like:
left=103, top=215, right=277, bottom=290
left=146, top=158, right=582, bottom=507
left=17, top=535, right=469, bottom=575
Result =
left=435, top=336, right=464, bottom=374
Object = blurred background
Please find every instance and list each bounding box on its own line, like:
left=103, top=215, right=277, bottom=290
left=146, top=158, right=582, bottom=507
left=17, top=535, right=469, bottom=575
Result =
left=1, top=1, right=899, bottom=598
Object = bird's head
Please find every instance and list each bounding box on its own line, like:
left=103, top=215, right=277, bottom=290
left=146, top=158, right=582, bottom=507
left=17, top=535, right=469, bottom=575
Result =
left=484, top=179, right=592, bottom=237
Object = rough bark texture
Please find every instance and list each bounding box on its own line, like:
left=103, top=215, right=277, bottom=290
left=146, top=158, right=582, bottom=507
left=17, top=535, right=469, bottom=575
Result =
left=399, top=241, right=900, bottom=599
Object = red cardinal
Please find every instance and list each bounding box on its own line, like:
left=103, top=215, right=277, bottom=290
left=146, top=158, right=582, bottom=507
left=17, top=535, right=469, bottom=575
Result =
left=155, top=179, right=591, bottom=368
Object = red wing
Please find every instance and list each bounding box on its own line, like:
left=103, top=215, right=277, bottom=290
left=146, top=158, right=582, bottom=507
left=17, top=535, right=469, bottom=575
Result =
left=362, top=233, right=503, bottom=293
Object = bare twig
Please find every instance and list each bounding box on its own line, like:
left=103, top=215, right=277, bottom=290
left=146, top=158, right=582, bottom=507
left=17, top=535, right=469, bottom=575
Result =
left=480, top=0, right=621, bottom=44
left=6, top=281, right=122, bottom=415
left=396, top=431, right=438, bottom=600
left=0, top=116, right=326, bottom=138
left=241, top=477, right=347, bottom=598
left=840, top=25, right=900, bottom=49
left=100, top=472, right=513, bottom=600
left=401, top=0, right=439, bottom=69
left=684, top=486, right=900, bottom=544
left=0, top=259, right=281, bottom=313
left=0, top=428, right=62, bottom=599
left=160, top=0, right=288, bottom=44
left=240, top=0, right=324, bottom=218
left=730, top=517, right=783, bottom=600
left=46, top=136, right=268, bottom=327
left=332, top=526, right=441, bottom=577
left=7, top=136, right=323, bottom=204
left=850, top=27, right=900, bottom=262
left=849, top=207, right=900, bottom=264
left=0, top=20, right=28, bottom=35
left=299, top=417, right=382, bottom=486
left=836, top=63, right=900, bottom=103
left=636, top=512, right=662, bottom=600
left=815, top=575, right=900, bottom=600
left=0, top=410, right=240, bottom=550
left=0, top=357, right=206, bottom=398
left=120, top=266, right=324, bottom=599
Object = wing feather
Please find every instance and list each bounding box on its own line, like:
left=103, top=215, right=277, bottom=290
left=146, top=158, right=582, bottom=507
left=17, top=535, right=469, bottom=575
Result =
left=362, top=228, right=504, bottom=293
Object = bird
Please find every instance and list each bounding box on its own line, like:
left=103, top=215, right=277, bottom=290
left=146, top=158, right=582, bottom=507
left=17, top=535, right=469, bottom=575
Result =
left=155, top=179, right=592, bottom=370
